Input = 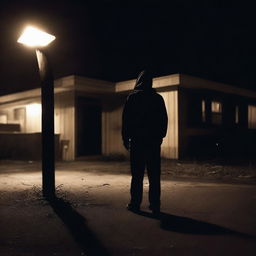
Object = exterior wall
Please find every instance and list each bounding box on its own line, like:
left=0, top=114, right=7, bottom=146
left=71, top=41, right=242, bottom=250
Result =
left=2, top=74, right=256, bottom=161
left=177, top=89, right=189, bottom=159
left=178, top=88, right=256, bottom=158
left=25, top=99, right=42, bottom=132
left=0, top=91, right=74, bottom=160
left=160, top=90, right=179, bottom=159
left=0, top=133, right=60, bottom=160
left=0, top=104, right=20, bottom=126
left=0, top=123, right=20, bottom=132
left=101, top=91, right=179, bottom=159
left=0, top=98, right=41, bottom=133
left=55, top=91, right=75, bottom=160
left=248, top=105, right=256, bottom=129
left=102, top=95, right=128, bottom=157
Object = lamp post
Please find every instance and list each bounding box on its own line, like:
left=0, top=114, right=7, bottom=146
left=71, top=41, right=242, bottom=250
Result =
left=18, top=26, right=56, bottom=198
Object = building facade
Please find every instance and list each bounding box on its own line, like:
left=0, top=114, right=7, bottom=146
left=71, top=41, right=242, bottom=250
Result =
left=0, top=74, right=256, bottom=160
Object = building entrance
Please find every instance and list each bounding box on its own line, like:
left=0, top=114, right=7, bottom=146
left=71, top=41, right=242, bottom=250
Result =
left=76, top=98, right=102, bottom=156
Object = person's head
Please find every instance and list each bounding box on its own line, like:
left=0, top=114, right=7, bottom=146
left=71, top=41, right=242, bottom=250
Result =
left=134, top=70, right=153, bottom=90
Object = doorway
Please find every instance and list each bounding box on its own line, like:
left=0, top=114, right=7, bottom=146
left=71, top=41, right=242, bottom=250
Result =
left=76, top=98, right=102, bottom=157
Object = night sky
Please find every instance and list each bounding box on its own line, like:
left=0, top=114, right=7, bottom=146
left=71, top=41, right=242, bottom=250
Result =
left=1, top=0, right=256, bottom=96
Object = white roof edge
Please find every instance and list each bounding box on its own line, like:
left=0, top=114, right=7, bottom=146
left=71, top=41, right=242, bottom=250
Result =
left=0, top=88, right=41, bottom=105
left=0, top=75, right=77, bottom=105
left=74, top=75, right=115, bottom=86
left=180, top=74, right=256, bottom=99
left=153, top=74, right=180, bottom=88
left=54, top=75, right=75, bottom=88
left=1, top=74, right=256, bottom=104
left=115, top=79, right=137, bottom=92
left=115, top=74, right=181, bottom=92
left=74, top=76, right=115, bottom=93
left=0, top=75, right=116, bottom=104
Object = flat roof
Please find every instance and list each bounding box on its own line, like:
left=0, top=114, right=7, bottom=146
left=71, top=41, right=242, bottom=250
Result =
left=116, top=73, right=256, bottom=99
left=0, top=75, right=115, bottom=105
left=1, top=74, right=256, bottom=105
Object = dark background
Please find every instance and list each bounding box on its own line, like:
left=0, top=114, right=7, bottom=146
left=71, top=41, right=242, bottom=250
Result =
left=1, top=0, right=255, bottom=96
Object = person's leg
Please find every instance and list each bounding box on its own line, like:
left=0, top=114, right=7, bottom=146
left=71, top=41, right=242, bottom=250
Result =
left=146, top=143, right=161, bottom=213
left=129, top=142, right=145, bottom=210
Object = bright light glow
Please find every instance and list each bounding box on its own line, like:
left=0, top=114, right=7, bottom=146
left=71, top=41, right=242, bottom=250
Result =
left=17, top=26, right=55, bottom=47
left=26, top=103, right=41, bottom=117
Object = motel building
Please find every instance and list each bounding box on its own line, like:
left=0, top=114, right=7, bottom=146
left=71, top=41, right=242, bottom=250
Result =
left=0, top=73, right=256, bottom=161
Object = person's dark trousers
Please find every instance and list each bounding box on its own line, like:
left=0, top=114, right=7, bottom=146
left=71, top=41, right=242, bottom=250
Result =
left=129, top=139, right=161, bottom=210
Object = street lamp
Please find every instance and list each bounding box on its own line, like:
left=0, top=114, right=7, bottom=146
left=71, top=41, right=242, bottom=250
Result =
left=18, top=25, right=56, bottom=198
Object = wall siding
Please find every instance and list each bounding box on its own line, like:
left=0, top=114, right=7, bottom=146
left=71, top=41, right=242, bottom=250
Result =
left=102, top=97, right=128, bottom=156
left=25, top=98, right=41, bottom=132
left=55, top=91, right=75, bottom=160
left=160, top=91, right=179, bottom=159
left=0, top=98, right=41, bottom=133
left=102, top=91, right=179, bottom=159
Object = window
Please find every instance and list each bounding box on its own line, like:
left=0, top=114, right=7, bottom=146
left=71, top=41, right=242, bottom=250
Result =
left=201, top=100, right=206, bottom=122
left=235, top=106, right=239, bottom=124
left=211, top=101, right=222, bottom=125
left=248, top=105, right=256, bottom=129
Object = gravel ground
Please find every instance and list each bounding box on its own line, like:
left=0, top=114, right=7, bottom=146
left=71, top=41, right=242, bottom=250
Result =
left=1, top=158, right=256, bottom=184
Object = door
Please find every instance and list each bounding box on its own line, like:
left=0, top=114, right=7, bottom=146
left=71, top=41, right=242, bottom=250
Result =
left=76, top=98, right=102, bottom=156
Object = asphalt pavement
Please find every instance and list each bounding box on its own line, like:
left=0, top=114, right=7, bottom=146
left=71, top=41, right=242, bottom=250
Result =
left=0, top=161, right=256, bottom=255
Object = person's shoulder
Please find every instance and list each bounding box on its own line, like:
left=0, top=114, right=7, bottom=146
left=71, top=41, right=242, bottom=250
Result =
left=129, top=90, right=140, bottom=96
left=153, top=92, right=166, bottom=105
left=128, top=89, right=158, bottom=99
left=126, top=90, right=141, bottom=101
left=154, top=91, right=164, bottom=99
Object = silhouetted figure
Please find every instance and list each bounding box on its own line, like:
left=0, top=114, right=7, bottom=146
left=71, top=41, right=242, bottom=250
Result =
left=122, top=70, right=168, bottom=215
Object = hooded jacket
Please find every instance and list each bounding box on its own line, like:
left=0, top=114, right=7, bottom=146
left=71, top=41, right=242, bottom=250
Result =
left=122, top=70, right=168, bottom=144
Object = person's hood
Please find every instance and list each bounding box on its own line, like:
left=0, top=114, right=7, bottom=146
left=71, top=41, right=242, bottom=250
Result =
left=134, top=70, right=153, bottom=90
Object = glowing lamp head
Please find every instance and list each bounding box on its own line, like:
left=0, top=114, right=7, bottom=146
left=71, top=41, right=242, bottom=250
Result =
left=17, top=26, right=55, bottom=47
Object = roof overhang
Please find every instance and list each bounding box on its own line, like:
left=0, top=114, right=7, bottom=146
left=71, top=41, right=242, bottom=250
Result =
left=115, top=74, right=180, bottom=93
left=1, top=73, right=256, bottom=105
left=0, top=75, right=115, bottom=105
left=116, top=73, right=256, bottom=99
left=180, top=74, right=256, bottom=99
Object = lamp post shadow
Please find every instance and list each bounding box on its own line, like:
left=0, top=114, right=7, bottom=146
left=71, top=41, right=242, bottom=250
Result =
left=47, top=196, right=110, bottom=256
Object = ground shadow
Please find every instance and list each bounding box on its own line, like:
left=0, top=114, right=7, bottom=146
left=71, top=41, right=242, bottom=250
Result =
left=136, top=211, right=252, bottom=238
left=48, top=196, right=110, bottom=256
